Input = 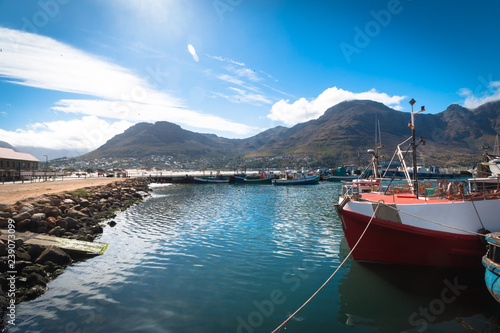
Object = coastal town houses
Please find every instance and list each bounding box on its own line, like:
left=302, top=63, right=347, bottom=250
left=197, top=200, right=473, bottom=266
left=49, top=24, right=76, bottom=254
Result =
left=0, top=147, right=40, bottom=181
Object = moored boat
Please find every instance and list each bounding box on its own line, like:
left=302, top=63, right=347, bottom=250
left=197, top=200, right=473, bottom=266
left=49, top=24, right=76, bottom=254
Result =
left=335, top=100, right=500, bottom=267
left=234, top=172, right=274, bottom=184
left=327, top=175, right=359, bottom=181
left=272, top=172, right=319, bottom=185
left=483, top=232, right=500, bottom=303
left=193, top=175, right=229, bottom=184
left=327, top=166, right=361, bottom=181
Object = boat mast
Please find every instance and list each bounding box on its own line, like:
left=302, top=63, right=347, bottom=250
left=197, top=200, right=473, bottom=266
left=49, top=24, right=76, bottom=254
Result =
left=368, top=116, right=383, bottom=178
left=409, top=98, right=425, bottom=199
left=494, top=134, right=500, bottom=156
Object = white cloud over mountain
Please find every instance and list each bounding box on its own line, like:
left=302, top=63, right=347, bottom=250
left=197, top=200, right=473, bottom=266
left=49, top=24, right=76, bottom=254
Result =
left=267, top=87, right=406, bottom=125
left=458, top=81, right=500, bottom=109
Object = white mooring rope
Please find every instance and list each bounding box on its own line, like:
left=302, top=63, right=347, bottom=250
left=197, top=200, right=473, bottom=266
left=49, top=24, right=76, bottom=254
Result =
left=271, top=201, right=382, bottom=333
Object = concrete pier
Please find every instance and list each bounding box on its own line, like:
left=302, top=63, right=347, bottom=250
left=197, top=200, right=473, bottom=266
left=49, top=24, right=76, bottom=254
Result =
left=6, top=231, right=108, bottom=256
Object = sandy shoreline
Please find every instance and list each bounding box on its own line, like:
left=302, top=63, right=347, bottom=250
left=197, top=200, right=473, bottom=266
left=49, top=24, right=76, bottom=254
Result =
left=0, top=177, right=127, bottom=205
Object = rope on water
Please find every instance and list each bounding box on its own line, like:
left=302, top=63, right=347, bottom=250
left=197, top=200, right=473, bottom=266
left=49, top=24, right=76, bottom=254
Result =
left=270, top=201, right=382, bottom=333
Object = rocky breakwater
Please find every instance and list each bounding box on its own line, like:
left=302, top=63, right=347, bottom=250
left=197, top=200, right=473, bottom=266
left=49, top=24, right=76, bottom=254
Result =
left=0, top=178, right=150, bottom=329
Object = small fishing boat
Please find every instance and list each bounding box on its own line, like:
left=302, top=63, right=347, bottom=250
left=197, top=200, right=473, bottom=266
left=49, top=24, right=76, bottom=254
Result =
left=483, top=232, right=500, bottom=303
left=327, top=174, right=359, bottom=181
left=193, top=175, right=229, bottom=184
left=234, top=173, right=274, bottom=184
left=272, top=172, right=319, bottom=185
left=327, top=166, right=361, bottom=182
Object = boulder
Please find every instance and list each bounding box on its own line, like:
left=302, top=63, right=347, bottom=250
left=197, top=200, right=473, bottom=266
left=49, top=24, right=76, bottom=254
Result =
left=55, top=218, right=68, bottom=230
left=42, top=206, right=61, bottom=218
left=89, top=224, right=103, bottom=234
left=63, top=199, right=74, bottom=205
left=13, top=211, right=31, bottom=222
left=0, top=218, right=8, bottom=228
left=46, top=216, right=57, bottom=229
left=26, top=272, right=47, bottom=288
left=35, top=246, right=72, bottom=266
left=27, top=244, right=43, bottom=261
left=15, top=250, right=31, bottom=262
left=65, top=217, right=79, bottom=230
left=0, top=211, right=12, bottom=219
left=30, top=213, right=46, bottom=224
left=66, top=209, right=88, bottom=219
left=80, top=207, right=93, bottom=217
left=49, top=197, right=61, bottom=206
left=19, top=204, right=34, bottom=214
left=17, top=218, right=34, bottom=231
left=35, top=198, right=50, bottom=205
left=15, top=260, right=33, bottom=272
left=2, top=206, right=16, bottom=213
left=79, top=199, right=90, bottom=207
left=0, top=241, right=6, bottom=256
left=48, top=226, right=65, bottom=237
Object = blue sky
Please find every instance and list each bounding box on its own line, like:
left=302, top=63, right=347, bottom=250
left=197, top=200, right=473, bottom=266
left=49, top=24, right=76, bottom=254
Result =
left=0, top=0, right=499, bottom=154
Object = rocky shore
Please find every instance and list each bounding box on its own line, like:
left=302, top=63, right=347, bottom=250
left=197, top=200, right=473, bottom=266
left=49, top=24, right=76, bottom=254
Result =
left=0, top=178, right=150, bottom=330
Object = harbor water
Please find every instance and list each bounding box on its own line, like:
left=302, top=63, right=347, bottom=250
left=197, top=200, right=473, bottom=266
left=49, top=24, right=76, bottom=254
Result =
left=7, top=183, right=499, bottom=332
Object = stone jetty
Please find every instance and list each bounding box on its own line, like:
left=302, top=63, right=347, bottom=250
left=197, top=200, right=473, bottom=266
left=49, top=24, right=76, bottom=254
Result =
left=0, top=177, right=150, bottom=329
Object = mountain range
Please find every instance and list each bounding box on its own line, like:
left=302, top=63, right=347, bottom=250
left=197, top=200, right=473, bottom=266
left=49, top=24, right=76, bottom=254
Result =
left=79, top=100, right=500, bottom=167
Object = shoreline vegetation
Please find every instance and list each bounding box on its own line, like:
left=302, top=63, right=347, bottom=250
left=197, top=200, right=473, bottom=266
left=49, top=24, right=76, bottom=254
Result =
left=0, top=177, right=151, bottom=330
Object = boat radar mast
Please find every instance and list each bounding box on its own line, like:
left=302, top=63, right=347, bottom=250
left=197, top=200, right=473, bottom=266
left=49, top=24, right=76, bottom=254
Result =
left=409, top=98, right=426, bottom=199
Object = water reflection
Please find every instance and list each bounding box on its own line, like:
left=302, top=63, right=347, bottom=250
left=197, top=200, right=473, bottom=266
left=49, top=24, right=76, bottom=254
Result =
left=338, top=238, right=500, bottom=332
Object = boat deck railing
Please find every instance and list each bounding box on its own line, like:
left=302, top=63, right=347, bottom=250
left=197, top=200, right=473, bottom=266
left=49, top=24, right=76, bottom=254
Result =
left=341, top=177, right=500, bottom=202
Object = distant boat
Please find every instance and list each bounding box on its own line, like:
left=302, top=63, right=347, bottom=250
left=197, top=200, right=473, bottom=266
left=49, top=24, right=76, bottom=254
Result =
left=327, top=175, right=359, bottom=181
left=483, top=232, right=500, bottom=303
left=234, top=172, right=274, bottom=184
left=327, top=166, right=361, bottom=182
left=272, top=173, right=319, bottom=185
left=193, top=175, right=229, bottom=184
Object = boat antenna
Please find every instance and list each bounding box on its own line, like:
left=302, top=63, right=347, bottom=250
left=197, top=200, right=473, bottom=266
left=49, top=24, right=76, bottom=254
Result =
left=409, top=98, right=425, bottom=199
left=494, top=134, right=500, bottom=156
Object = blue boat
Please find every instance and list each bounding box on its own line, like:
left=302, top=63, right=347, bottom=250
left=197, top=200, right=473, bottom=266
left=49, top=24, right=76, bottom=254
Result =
left=482, top=232, right=500, bottom=303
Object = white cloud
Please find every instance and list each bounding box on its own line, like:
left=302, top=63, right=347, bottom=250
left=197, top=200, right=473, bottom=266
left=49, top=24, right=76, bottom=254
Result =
left=52, top=99, right=257, bottom=135
left=227, top=65, right=261, bottom=82
left=187, top=44, right=199, bottom=62
left=458, top=81, right=500, bottom=108
left=207, top=55, right=245, bottom=67
left=0, top=28, right=181, bottom=105
left=0, top=28, right=254, bottom=140
left=217, top=74, right=245, bottom=86
left=0, top=116, right=133, bottom=151
left=205, top=58, right=276, bottom=106
left=267, top=87, right=406, bottom=125
left=227, top=87, right=272, bottom=105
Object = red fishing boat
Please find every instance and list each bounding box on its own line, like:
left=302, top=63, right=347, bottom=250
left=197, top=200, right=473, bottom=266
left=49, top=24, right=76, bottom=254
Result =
left=335, top=100, right=500, bottom=267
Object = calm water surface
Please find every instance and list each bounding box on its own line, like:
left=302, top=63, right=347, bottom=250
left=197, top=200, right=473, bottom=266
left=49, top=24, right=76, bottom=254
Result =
left=8, top=182, right=499, bottom=332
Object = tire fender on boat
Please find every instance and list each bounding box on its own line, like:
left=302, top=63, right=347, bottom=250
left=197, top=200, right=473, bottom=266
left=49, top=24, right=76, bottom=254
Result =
left=438, top=180, right=448, bottom=194
left=478, top=228, right=492, bottom=247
